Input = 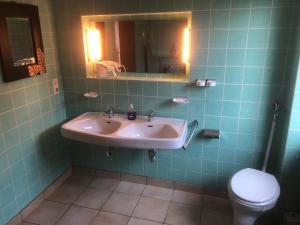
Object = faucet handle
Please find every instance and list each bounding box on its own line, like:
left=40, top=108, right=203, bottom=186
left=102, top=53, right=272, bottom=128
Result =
left=147, top=110, right=154, bottom=116
left=147, top=110, right=154, bottom=122
left=106, top=107, right=114, bottom=118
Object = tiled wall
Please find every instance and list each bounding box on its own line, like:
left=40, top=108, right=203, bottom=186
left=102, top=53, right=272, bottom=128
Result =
left=53, top=0, right=299, bottom=190
left=279, top=23, right=300, bottom=210
left=0, top=0, right=70, bottom=224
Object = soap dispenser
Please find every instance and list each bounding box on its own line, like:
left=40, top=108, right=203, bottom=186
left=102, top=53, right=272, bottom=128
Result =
left=127, top=103, right=136, bottom=120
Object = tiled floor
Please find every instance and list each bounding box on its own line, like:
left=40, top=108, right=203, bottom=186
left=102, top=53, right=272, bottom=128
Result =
left=20, top=173, right=233, bottom=225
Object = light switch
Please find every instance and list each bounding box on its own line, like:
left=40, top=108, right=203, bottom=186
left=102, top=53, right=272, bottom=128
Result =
left=53, top=78, right=59, bottom=95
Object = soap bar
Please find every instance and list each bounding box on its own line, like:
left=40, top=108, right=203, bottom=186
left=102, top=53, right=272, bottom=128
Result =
left=84, top=92, right=99, bottom=98
left=172, top=96, right=189, bottom=104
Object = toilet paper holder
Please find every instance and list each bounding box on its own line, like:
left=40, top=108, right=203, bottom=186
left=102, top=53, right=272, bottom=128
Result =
left=202, top=129, right=221, bottom=139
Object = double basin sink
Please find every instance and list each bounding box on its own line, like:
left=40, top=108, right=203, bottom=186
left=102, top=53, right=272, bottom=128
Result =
left=62, top=112, right=188, bottom=149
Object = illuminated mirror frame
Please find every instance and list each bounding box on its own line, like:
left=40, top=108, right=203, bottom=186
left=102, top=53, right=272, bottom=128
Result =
left=81, top=12, right=192, bottom=82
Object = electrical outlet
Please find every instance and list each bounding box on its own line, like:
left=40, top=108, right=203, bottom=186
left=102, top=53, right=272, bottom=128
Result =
left=53, top=78, right=59, bottom=95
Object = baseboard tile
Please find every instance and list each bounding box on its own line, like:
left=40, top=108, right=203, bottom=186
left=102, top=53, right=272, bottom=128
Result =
left=20, top=194, right=45, bottom=220
left=95, top=170, right=121, bottom=180
left=146, top=177, right=175, bottom=189
left=72, top=166, right=96, bottom=176
left=72, top=166, right=227, bottom=198
left=121, top=174, right=147, bottom=184
left=44, top=168, right=72, bottom=199
left=5, top=214, right=22, bottom=225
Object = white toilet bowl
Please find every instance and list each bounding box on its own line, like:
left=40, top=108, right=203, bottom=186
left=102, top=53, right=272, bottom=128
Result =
left=228, top=168, right=280, bottom=225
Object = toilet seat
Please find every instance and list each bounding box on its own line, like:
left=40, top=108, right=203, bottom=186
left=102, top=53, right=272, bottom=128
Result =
left=229, top=168, right=280, bottom=204
left=228, top=187, right=278, bottom=210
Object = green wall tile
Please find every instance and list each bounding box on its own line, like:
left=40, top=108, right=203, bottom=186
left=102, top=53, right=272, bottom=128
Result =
left=226, top=50, right=245, bottom=67
left=211, top=10, right=229, bottom=29
left=228, top=30, right=247, bottom=49
left=128, top=81, right=142, bottom=95
left=114, top=80, right=128, bottom=95
left=230, top=9, right=250, bottom=29
left=0, top=93, right=12, bottom=113
left=225, top=67, right=243, bottom=84
left=231, top=0, right=251, bottom=8
left=211, top=0, right=230, bottom=9
left=250, top=8, right=271, bottom=28
left=224, top=85, right=242, bottom=101
left=247, top=29, right=269, bottom=48
left=222, top=101, right=240, bottom=117
left=210, top=30, right=228, bottom=48
left=143, top=82, right=157, bottom=96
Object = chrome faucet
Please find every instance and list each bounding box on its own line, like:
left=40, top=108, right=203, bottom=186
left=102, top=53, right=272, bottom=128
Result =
left=147, top=110, right=154, bottom=122
left=106, top=107, right=114, bottom=118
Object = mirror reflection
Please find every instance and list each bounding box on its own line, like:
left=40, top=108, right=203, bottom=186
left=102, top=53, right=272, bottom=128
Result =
left=6, top=17, right=36, bottom=67
left=95, top=19, right=187, bottom=74
left=82, top=12, right=191, bottom=81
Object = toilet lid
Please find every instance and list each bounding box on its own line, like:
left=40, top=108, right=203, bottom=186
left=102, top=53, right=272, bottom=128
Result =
left=230, top=168, right=280, bottom=203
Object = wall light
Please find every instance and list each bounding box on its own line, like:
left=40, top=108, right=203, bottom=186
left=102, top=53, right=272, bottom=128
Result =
left=182, top=27, right=190, bottom=64
left=85, top=29, right=101, bottom=62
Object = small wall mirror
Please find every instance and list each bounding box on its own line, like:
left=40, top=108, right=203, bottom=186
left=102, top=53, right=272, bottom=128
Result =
left=82, top=12, right=191, bottom=82
left=0, top=2, right=46, bottom=82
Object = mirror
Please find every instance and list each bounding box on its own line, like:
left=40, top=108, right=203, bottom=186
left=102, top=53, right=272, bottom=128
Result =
left=97, top=19, right=186, bottom=74
left=6, top=17, right=36, bottom=67
left=0, top=2, right=46, bottom=82
left=82, top=12, right=191, bottom=82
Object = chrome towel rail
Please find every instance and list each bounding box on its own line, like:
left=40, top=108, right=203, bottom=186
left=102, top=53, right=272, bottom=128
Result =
left=182, top=120, right=198, bottom=150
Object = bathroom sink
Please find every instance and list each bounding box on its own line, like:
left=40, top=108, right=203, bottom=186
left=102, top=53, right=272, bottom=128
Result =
left=117, top=123, right=178, bottom=139
left=63, top=115, right=121, bottom=135
left=61, top=112, right=188, bottom=149
left=115, top=120, right=185, bottom=149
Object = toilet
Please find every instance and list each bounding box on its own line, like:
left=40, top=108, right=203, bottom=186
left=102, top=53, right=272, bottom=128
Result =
left=228, top=168, right=280, bottom=225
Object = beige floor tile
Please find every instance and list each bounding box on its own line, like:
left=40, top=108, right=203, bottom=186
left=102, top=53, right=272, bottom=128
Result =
left=142, top=186, right=173, bottom=201
left=200, top=208, right=232, bottom=225
left=89, top=177, right=120, bottom=191
left=172, top=190, right=202, bottom=206
left=165, top=202, right=201, bottom=225
left=56, top=205, right=98, bottom=225
left=47, top=184, right=85, bottom=204
left=74, top=188, right=111, bottom=209
left=202, top=195, right=232, bottom=212
left=64, top=174, right=94, bottom=187
left=19, top=222, right=36, bottom=225
left=91, top=211, right=129, bottom=225
left=102, top=192, right=140, bottom=216
left=116, top=181, right=145, bottom=195
left=132, top=197, right=169, bottom=223
left=24, top=201, right=69, bottom=225
left=128, top=217, right=163, bottom=225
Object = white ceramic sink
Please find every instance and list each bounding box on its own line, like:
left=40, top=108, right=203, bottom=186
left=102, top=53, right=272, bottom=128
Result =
left=62, top=112, right=188, bottom=149
left=70, top=117, right=121, bottom=134
left=117, top=123, right=178, bottom=139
